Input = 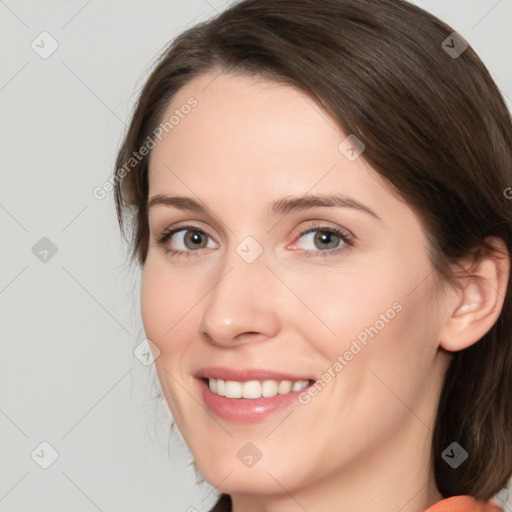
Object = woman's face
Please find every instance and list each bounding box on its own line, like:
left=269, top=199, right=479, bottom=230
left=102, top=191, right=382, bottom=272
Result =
left=141, top=71, right=452, bottom=498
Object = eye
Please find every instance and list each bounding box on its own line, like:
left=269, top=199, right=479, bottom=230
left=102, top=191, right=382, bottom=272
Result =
left=155, top=223, right=354, bottom=260
left=289, top=224, right=353, bottom=258
left=155, top=225, right=218, bottom=258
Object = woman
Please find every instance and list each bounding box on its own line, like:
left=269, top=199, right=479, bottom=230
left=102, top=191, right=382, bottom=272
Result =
left=113, top=0, right=512, bottom=510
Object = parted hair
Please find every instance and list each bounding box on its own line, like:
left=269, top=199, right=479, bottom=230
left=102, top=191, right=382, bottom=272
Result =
left=114, top=0, right=512, bottom=501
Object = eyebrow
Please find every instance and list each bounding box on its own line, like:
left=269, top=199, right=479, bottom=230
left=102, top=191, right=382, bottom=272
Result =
left=147, top=193, right=382, bottom=221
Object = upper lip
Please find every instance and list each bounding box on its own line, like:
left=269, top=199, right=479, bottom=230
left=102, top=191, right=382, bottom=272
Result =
left=195, top=367, right=314, bottom=382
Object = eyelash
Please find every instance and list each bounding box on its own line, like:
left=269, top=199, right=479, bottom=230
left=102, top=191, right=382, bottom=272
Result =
left=155, top=223, right=354, bottom=260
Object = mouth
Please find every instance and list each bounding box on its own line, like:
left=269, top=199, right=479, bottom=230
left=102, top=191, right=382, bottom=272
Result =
left=194, top=369, right=317, bottom=423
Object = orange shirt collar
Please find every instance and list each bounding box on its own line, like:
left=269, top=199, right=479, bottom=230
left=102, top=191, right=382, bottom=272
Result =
left=425, top=495, right=503, bottom=512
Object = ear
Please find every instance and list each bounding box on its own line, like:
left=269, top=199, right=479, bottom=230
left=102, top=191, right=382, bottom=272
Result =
left=439, top=237, right=510, bottom=352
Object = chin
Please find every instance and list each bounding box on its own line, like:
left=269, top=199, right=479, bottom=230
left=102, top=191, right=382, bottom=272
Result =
left=195, top=455, right=309, bottom=497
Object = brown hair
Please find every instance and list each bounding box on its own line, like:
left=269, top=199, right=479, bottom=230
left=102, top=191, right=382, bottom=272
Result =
left=114, top=0, right=512, bottom=501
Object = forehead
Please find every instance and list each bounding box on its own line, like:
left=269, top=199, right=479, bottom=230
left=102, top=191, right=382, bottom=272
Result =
left=150, top=71, right=342, bottom=166
left=147, top=71, right=404, bottom=221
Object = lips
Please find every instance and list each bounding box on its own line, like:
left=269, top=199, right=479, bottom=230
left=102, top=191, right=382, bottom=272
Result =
left=195, top=366, right=315, bottom=382
left=194, top=366, right=317, bottom=422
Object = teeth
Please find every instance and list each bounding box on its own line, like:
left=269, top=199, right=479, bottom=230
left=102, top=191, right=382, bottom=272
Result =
left=262, top=379, right=278, bottom=398
left=278, top=380, right=292, bottom=394
left=207, top=378, right=310, bottom=399
left=225, top=380, right=242, bottom=398
left=241, top=380, right=261, bottom=399
left=216, top=379, right=226, bottom=397
left=292, top=380, right=307, bottom=392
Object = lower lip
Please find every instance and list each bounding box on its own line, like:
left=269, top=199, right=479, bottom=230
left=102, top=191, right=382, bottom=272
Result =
left=197, top=378, right=312, bottom=423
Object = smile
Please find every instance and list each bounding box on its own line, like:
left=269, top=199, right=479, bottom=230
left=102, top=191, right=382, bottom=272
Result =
left=194, top=367, right=317, bottom=422
left=206, top=378, right=312, bottom=399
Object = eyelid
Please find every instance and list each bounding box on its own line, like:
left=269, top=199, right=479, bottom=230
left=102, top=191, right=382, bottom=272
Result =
left=290, top=221, right=353, bottom=245
left=155, top=220, right=217, bottom=240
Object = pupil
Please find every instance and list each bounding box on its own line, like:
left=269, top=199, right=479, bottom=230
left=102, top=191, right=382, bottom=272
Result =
left=315, top=231, right=338, bottom=249
left=185, top=231, right=204, bottom=249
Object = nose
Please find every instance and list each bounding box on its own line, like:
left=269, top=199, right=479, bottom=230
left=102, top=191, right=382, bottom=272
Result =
left=198, top=242, right=281, bottom=348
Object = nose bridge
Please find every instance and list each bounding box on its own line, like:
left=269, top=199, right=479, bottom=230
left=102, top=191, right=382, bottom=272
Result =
left=198, top=235, right=280, bottom=346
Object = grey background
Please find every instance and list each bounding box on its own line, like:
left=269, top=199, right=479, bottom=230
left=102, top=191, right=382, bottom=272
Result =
left=1, top=1, right=511, bottom=511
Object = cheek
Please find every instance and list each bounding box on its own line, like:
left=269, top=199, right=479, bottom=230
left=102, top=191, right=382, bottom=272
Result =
left=289, top=266, right=401, bottom=352
left=295, top=281, right=438, bottom=455
left=295, top=256, right=438, bottom=377
left=140, top=260, right=189, bottom=352
left=140, top=262, right=195, bottom=417
left=140, top=267, right=163, bottom=345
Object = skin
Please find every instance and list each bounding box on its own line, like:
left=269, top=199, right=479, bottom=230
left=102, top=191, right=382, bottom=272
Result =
left=141, top=71, right=509, bottom=512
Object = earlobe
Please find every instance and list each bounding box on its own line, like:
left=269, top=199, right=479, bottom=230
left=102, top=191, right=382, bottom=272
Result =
left=439, top=237, right=510, bottom=353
